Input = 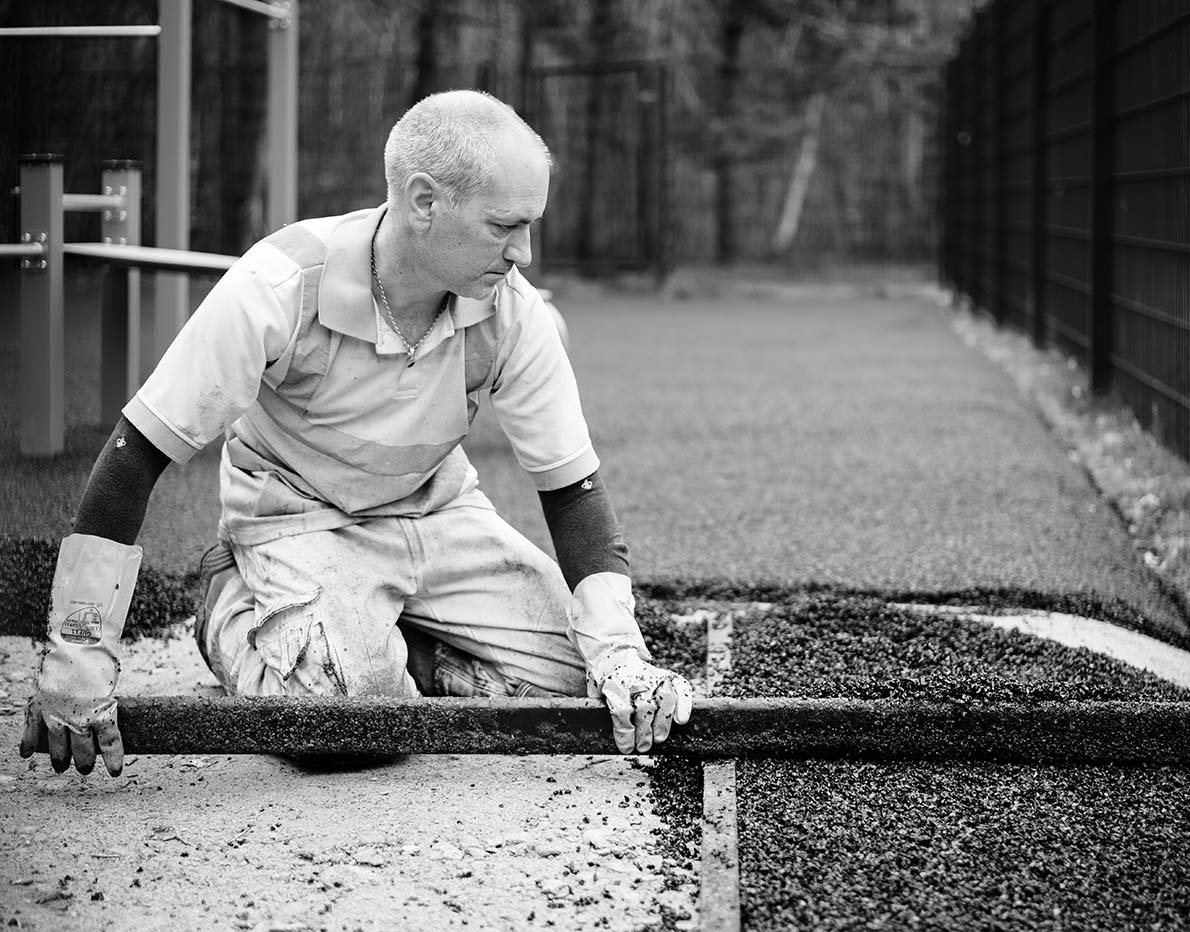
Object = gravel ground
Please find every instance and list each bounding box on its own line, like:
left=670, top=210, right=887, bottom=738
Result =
left=641, top=594, right=1190, bottom=932
left=736, top=759, right=1190, bottom=932
left=4, top=271, right=1189, bottom=930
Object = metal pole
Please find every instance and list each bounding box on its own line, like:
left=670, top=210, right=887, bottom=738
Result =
left=0, top=26, right=162, bottom=38
left=155, top=0, right=192, bottom=364
left=266, top=0, right=299, bottom=233
left=18, top=155, right=65, bottom=458
left=100, top=161, right=143, bottom=426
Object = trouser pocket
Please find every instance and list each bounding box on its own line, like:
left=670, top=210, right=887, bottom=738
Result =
left=249, top=588, right=347, bottom=697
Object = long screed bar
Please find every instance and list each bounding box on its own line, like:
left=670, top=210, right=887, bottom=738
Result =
left=32, top=696, right=1190, bottom=763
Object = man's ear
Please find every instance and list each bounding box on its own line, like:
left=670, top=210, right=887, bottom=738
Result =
left=404, top=172, right=438, bottom=231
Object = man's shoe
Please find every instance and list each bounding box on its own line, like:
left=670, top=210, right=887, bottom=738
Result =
left=194, top=540, right=236, bottom=669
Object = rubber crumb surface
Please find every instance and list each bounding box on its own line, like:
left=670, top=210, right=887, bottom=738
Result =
left=715, top=595, right=1190, bottom=702
left=737, top=760, right=1190, bottom=932
left=639, top=594, right=1190, bottom=932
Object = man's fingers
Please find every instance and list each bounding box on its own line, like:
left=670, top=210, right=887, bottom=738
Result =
left=673, top=676, right=693, bottom=726
left=633, top=691, right=660, bottom=753
left=609, top=702, right=636, bottom=754
left=70, top=727, right=98, bottom=775
left=95, top=720, right=125, bottom=777
left=18, top=702, right=44, bottom=759
left=651, top=682, right=680, bottom=746
left=46, top=724, right=72, bottom=774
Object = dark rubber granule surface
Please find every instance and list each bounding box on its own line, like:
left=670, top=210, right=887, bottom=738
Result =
left=717, top=596, right=1189, bottom=703
left=737, top=760, right=1190, bottom=932
left=641, top=594, right=1190, bottom=931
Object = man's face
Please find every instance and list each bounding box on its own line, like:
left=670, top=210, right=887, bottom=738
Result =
left=429, top=132, right=550, bottom=300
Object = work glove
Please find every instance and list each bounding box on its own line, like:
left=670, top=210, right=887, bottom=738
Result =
left=19, top=533, right=142, bottom=776
left=567, top=572, right=694, bottom=753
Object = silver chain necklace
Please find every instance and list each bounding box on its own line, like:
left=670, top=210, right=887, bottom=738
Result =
left=370, top=227, right=449, bottom=367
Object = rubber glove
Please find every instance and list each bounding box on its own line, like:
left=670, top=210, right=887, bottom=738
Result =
left=19, top=533, right=142, bottom=776
left=567, top=572, right=693, bottom=753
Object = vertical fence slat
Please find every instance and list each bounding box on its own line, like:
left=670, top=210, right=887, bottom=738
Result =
left=992, top=0, right=1007, bottom=324
left=1029, top=0, right=1048, bottom=347
left=1088, top=0, right=1116, bottom=394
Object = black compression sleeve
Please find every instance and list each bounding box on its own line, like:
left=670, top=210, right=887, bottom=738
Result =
left=72, top=416, right=171, bottom=545
left=538, top=471, right=629, bottom=592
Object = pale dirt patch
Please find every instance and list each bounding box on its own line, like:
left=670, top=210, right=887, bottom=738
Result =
left=0, top=628, right=698, bottom=932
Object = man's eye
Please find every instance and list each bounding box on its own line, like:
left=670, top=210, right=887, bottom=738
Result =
left=493, top=223, right=516, bottom=233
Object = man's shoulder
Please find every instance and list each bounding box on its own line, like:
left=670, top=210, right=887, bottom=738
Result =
left=259, top=210, right=369, bottom=271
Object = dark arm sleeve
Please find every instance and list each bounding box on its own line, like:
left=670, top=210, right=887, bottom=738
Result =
left=538, top=470, right=630, bottom=592
left=71, top=416, right=171, bottom=545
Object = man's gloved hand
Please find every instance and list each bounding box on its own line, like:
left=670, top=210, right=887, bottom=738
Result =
left=19, top=534, right=142, bottom=776
left=567, top=572, right=694, bottom=753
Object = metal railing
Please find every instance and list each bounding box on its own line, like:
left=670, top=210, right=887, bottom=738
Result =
left=9, top=155, right=237, bottom=458
left=939, top=0, right=1189, bottom=462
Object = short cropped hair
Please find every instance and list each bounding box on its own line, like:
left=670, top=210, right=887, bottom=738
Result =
left=383, top=90, right=551, bottom=206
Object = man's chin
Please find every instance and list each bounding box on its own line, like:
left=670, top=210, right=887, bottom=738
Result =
left=458, top=281, right=499, bottom=301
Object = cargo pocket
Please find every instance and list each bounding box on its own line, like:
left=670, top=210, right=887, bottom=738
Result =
left=248, top=587, right=347, bottom=696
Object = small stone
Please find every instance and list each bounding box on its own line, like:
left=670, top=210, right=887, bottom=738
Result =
left=537, top=879, right=572, bottom=899
left=351, top=846, right=388, bottom=867
left=428, top=841, right=465, bottom=861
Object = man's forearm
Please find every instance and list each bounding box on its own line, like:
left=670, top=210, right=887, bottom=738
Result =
left=73, top=416, right=171, bottom=544
left=538, top=471, right=629, bottom=591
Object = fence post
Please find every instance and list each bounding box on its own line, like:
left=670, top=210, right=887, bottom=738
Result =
left=961, top=35, right=978, bottom=303
left=155, top=0, right=192, bottom=365
left=1028, top=0, right=1048, bottom=347
left=939, top=59, right=957, bottom=290
left=266, top=0, right=299, bottom=233
left=100, top=160, right=142, bottom=427
left=1088, top=0, right=1115, bottom=394
left=992, top=0, right=1007, bottom=324
left=18, top=155, right=65, bottom=458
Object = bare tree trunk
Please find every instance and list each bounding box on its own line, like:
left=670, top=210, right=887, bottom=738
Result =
left=771, top=93, right=826, bottom=253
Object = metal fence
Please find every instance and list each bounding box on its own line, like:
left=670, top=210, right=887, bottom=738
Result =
left=939, top=0, right=1189, bottom=462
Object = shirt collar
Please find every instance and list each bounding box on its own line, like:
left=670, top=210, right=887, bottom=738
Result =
left=318, top=204, right=496, bottom=345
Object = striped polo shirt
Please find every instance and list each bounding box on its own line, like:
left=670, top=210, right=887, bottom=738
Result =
left=123, top=205, right=599, bottom=544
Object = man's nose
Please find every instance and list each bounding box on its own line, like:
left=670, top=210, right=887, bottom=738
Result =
left=504, top=225, right=532, bottom=268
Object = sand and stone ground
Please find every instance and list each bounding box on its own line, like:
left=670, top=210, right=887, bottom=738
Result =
left=0, top=626, right=698, bottom=932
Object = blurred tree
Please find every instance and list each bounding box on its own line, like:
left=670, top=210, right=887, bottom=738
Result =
left=0, top=0, right=980, bottom=268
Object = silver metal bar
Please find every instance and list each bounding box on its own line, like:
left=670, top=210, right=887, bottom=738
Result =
left=61, top=193, right=126, bottom=212
left=156, top=0, right=193, bottom=361
left=266, top=0, right=298, bottom=231
left=19, top=158, right=66, bottom=457
left=0, top=25, right=162, bottom=38
left=63, top=242, right=236, bottom=274
left=0, top=243, right=45, bottom=258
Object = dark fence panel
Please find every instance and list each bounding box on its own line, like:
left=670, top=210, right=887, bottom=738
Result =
left=940, top=0, right=1190, bottom=463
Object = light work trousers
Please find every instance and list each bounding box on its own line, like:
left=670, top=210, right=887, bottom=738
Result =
left=202, top=489, right=587, bottom=700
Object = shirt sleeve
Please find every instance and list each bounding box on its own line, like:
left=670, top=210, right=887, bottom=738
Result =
left=488, top=272, right=600, bottom=490
left=122, top=243, right=304, bottom=464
